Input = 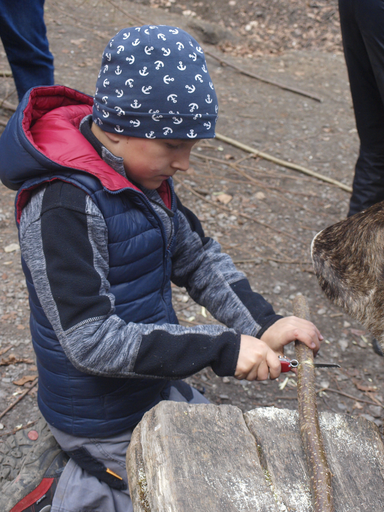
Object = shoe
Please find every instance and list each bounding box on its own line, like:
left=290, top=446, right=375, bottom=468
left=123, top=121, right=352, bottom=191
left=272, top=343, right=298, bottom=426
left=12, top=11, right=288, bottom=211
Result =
left=1, top=418, right=68, bottom=512
left=372, top=338, right=384, bottom=357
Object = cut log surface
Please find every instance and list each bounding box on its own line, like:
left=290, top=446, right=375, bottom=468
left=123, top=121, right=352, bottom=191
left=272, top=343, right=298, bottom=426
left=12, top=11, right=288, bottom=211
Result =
left=127, top=402, right=384, bottom=512
left=127, top=401, right=280, bottom=512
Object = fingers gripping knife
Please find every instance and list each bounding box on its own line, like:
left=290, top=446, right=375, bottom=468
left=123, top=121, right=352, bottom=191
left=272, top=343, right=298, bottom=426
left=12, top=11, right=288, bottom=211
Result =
left=279, top=355, right=340, bottom=373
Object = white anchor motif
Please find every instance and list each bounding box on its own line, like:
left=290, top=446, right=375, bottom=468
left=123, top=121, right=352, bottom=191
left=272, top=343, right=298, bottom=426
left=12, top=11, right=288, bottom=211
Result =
left=209, top=82, right=214, bottom=90
left=152, top=113, right=163, bottom=122
left=202, top=64, right=208, bottom=73
left=105, top=53, right=112, bottom=62
left=154, top=60, right=164, bottom=70
left=189, top=40, right=194, bottom=47
left=149, top=25, right=158, bottom=29
left=117, top=45, right=124, bottom=54
left=205, top=94, right=213, bottom=104
left=114, top=106, right=125, bottom=116
left=102, top=110, right=109, bottom=118
left=204, top=121, right=211, bottom=130
left=130, top=100, right=141, bottom=109
left=176, top=42, right=184, bottom=51
left=187, top=129, right=197, bottom=138
left=142, top=85, right=152, bottom=94
left=103, top=78, right=110, bottom=87
left=185, top=84, right=196, bottom=93
left=163, top=127, right=173, bottom=135
left=102, top=96, right=108, bottom=104
left=215, top=105, right=218, bottom=113
left=125, top=78, right=134, bottom=88
left=193, top=113, right=202, bottom=120
left=115, top=66, right=122, bottom=75
left=109, top=39, right=114, bottom=48
left=135, top=27, right=141, bottom=31
left=144, top=29, right=150, bottom=35
left=95, top=118, right=103, bottom=126
left=144, top=46, right=154, bottom=55
left=157, top=33, right=166, bottom=41
left=195, top=74, right=203, bottom=82
left=132, top=38, right=140, bottom=46
left=115, top=125, right=124, bottom=133
left=167, top=94, right=178, bottom=103
left=126, top=55, right=135, bottom=65
left=115, top=89, right=123, bottom=98
left=172, top=116, right=183, bottom=124
left=163, top=75, right=174, bottom=85
left=177, top=61, right=186, bottom=71
left=196, top=46, right=203, bottom=54
left=162, top=47, right=171, bottom=56
left=145, top=131, right=156, bottom=139
left=169, top=28, right=179, bottom=35
left=122, top=32, right=130, bottom=39
left=189, top=53, right=197, bottom=61
left=103, top=65, right=109, bottom=73
left=130, top=119, right=140, bottom=127
left=189, top=103, right=198, bottom=112
left=139, top=66, right=149, bottom=76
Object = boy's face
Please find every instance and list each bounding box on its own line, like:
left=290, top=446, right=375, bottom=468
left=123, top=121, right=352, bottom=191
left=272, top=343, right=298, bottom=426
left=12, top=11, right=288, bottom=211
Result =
left=118, top=137, right=197, bottom=189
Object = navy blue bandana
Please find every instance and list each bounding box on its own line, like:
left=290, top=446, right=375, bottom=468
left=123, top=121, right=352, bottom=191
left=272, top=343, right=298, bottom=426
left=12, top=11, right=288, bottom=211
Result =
left=92, top=25, right=218, bottom=140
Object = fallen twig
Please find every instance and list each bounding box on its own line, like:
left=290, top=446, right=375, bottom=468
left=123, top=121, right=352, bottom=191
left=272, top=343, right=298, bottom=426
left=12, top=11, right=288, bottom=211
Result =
left=205, top=50, right=323, bottom=103
left=215, top=132, right=353, bottom=193
left=317, top=387, right=384, bottom=409
left=0, top=378, right=38, bottom=421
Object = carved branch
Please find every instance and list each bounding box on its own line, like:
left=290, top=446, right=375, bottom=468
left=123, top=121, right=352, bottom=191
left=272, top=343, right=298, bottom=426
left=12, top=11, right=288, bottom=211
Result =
left=293, top=295, right=334, bottom=511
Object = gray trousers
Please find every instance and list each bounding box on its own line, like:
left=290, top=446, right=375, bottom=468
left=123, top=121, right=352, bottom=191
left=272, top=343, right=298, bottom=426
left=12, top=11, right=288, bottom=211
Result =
left=49, top=383, right=209, bottom=512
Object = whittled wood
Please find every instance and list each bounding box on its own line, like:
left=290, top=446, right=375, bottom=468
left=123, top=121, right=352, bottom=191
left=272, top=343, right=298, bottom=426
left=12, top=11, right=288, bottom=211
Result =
left=293, top=295, right=334, bottom=512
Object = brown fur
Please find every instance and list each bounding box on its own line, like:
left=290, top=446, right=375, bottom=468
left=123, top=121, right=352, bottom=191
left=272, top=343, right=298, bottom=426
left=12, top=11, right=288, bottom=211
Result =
left=311, top=202, right=384, bottom=351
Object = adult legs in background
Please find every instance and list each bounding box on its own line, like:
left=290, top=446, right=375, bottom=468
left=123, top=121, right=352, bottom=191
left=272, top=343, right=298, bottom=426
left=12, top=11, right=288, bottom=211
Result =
left=0, top=0, right=54, bottom=101
left=339, top=0, right=384, bottom=216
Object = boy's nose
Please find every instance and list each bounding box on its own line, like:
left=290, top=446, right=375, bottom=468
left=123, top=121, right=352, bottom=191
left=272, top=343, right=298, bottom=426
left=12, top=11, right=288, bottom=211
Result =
left=171, top=150, right=191, bottom=172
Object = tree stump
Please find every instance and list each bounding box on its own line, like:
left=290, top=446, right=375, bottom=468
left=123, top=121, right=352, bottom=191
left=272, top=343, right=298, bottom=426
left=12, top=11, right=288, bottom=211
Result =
left=127, top=402, right=384, bottom=511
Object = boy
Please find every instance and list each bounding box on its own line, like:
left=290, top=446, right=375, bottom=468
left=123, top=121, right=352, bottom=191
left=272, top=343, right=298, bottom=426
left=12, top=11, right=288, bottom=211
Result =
left=0, top=25, right=321, bottom=512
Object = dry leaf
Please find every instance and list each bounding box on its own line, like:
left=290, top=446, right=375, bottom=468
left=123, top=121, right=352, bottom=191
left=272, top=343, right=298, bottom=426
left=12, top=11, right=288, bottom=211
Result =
left=13, top=375, right=37, bottom=386
left=352, top=402, right=363, bottom=410
left=216, top=193, right=233, bottom=205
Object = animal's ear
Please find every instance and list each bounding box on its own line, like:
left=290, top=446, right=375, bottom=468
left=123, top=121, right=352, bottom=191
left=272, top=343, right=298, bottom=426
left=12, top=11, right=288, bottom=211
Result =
left=311, top=202, right=384, bottom=349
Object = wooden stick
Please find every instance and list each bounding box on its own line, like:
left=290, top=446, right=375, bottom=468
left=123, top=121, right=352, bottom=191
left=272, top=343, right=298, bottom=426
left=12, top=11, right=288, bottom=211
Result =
left=0, top=378, right=38, bottom=421
left=205, top=50, right=323, bottom=103
left=293, top=295, right=334, bottom=512
left=215, top=132, right=353, bottom=193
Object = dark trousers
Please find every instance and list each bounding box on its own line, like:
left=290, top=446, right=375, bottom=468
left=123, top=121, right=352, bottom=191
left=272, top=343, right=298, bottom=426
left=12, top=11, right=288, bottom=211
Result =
left=339, top=0, right=384, bottom=216
left=0, top=0, right=54, bottom=101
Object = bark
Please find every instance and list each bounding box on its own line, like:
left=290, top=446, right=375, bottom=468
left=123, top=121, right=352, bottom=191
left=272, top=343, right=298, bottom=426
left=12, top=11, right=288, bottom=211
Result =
left=293, top=295, right=334, bottom=512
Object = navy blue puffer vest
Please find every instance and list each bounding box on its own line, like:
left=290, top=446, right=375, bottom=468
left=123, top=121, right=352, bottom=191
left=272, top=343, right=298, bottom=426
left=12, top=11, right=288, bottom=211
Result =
left=21, top=171, right=180, bottom=437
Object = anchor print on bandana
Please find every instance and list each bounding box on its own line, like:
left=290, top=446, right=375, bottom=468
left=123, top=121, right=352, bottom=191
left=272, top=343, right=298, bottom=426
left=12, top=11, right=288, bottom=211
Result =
left=92, top=25, right=218, bottom=139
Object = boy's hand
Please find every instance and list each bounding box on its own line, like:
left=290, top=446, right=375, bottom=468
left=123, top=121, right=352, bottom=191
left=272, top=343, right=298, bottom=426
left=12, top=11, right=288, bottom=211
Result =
left=235, top=335, right=281, bottom=381
left=260, top=316, right=322, bottom=355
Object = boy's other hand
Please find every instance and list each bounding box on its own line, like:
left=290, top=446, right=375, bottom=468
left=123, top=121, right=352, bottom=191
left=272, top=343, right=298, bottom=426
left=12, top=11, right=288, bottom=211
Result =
left=260, top=316, right=322, bottom=355
left=235, top=335, right=281, bottom=381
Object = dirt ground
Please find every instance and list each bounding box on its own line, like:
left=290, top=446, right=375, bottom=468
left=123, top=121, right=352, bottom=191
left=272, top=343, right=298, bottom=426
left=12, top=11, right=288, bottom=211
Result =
left=0, top=0, right=383, bottom=464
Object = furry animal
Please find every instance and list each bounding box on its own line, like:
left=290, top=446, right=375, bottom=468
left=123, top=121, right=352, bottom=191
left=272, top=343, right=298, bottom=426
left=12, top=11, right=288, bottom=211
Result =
left=311, top=202, right=384, bottom=351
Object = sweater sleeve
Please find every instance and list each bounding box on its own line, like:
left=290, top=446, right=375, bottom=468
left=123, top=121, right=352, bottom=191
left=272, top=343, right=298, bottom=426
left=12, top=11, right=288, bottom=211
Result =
left=19, top=181, right=241, bottom=380
left=171, top=196, right=282, bottom=337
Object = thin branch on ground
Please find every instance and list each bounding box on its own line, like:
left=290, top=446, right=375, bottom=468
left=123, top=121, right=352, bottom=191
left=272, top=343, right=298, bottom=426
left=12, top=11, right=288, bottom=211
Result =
left=215, top=132, right=353, bottom=193
left=205, top=50, right=323, bottom=103
left=0, top=378, right=38, bottom=421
